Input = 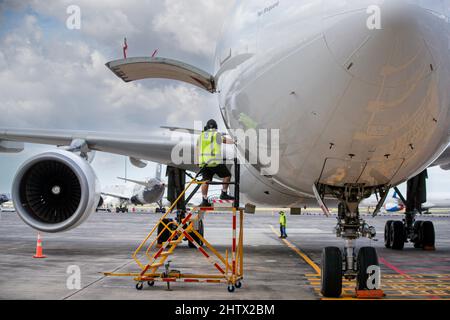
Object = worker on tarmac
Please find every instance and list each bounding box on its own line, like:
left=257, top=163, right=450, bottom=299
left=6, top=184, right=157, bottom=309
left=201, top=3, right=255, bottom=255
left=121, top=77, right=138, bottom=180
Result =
left=197, top=119, right=234, bottom=207
left=279, top=211, right=287, bottom=239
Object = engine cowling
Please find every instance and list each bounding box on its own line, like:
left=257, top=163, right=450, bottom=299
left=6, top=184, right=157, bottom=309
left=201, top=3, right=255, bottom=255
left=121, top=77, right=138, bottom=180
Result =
left=12, top=149, right=100, bottom=233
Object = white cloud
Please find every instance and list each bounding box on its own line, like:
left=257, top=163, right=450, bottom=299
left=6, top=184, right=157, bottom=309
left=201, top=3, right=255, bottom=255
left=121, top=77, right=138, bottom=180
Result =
left=153, top=0, right=233, bottom=57
left=0, top=2, right=227, bottom=190
left=0, top=11, right=220, bottom=131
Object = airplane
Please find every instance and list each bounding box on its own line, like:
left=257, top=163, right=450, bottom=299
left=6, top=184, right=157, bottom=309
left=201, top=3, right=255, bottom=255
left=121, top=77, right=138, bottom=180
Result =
left=0, top=193, right=10, bottom=205
left=422, top=194, right=450, bottom=213
left=0, top=201, right=15, bottom=213
left=385, top=193, right=406, bottom=213
left=99, top=164, right=166, bottom=213
left=360, top=191, right=405, bottom=213
left=1, top=0, right=450, bottom=297
left=378, top=191, right=450, bottom=214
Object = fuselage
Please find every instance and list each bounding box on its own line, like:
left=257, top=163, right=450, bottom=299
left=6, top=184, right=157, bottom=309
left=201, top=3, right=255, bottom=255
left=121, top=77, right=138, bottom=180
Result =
left=215, top=0, right=450, bottom=206
left=130, top=178, right=165, bottom=205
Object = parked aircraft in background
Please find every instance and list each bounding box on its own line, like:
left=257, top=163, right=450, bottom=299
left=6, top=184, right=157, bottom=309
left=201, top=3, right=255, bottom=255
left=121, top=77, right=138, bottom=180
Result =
left=99, top=164, right=166, bottom=213
left=361, top=192, right=405, bottom=213
left=386, top=192, right=450, bottom=214
left=1, top=0, right=450, bottom=297
left=0, top=201, right=15, bottom=213
left=0, top=193, right=10, bottom=205
left=422, top=194, right=450, bottom=213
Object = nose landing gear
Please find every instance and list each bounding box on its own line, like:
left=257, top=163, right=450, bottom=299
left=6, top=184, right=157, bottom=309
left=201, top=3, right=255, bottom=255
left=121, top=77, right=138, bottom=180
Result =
left=316, top=183, right=385, bottom=298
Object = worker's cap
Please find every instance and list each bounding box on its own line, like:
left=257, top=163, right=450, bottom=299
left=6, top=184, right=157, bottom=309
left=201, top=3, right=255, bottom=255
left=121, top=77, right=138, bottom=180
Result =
left=279, top=211, right=285, bottom=214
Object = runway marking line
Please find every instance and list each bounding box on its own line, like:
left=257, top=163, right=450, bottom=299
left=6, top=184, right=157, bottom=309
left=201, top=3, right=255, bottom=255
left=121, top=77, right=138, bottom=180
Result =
left=306, top=273, right=450, bottom=299
left=269, top=226, right=450, bottom=300
left=269, top=225, right=321, bottom=275
left=379, top=257, right=413, bottom=280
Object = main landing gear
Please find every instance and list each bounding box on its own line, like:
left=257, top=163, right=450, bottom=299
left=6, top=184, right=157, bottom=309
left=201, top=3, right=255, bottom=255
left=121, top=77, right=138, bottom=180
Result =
left=384, top=219, right=435, bottom=250
left=315, top=183, right=386, bottom=298
left=115, top=205, right=129, bottom=213
left=384, top=170, right=435, bottom=251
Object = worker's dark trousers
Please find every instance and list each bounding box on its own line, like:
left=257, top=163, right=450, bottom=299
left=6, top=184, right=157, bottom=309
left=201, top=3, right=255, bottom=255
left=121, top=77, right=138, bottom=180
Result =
left=280, top=225, right=287, bottom=238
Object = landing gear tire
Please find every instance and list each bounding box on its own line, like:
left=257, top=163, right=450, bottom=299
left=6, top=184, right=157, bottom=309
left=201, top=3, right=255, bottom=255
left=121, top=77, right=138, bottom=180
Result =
left=413, top=221, right=424, bottom=248
left=136, top=282, right=144, bottom=290
left=147, top=281, right=155, bottom=287
left=390, top=221, right=405, bottom=250
left=227, top=285, right=235, bottom=293
left=235, top=281, right=242, bottom=289
left=356, top=247, right=379, bottom=290
left=421, top=221, right=435, bottom=249
left=321, top=247, right=343, bottom=298
left=384, top=220, right=394, bottom=248
left=188, top=220, right=204, bottom=248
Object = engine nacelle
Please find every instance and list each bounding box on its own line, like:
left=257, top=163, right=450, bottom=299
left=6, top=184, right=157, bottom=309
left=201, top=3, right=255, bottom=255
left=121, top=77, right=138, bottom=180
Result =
left=12, top=150, right=100, bottom=233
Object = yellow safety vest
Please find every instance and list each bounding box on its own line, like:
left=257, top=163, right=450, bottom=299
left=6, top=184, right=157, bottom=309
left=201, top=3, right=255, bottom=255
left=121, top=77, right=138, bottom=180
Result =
left=279, top=213, right=287, bottom=226
left=198, top=130, right=221, bottom=167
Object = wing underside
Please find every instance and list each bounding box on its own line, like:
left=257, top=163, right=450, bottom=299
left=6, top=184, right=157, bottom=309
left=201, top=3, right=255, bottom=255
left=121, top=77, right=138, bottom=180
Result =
left=0, top=128, right=198, bottom=171
left=101, top=192, right=130, bottom=201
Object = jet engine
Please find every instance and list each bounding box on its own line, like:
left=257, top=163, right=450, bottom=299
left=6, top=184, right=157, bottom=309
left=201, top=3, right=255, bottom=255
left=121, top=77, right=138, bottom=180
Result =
left=11, top=149, right=100, bottom=233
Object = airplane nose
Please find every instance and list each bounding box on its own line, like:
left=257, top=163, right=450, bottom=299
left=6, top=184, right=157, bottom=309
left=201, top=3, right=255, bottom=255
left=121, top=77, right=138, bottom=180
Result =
left=323, top=1, right=446, bottom=87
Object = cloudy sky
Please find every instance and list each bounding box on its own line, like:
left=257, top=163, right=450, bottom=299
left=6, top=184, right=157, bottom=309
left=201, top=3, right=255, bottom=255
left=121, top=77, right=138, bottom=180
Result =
left=0, top=0, right=233, bottom=192
left=0, top=0, right=450, bottom=198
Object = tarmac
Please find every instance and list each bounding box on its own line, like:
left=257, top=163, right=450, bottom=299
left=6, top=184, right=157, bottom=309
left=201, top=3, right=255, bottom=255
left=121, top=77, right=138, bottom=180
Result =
left=1, top=209, right=450, bottom=300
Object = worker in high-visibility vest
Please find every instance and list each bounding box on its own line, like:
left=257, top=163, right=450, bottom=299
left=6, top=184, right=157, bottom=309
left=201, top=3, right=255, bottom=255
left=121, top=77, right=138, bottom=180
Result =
left=279, top=211, right=287, bottom=239
left=197, top=119, right=234, bottom=207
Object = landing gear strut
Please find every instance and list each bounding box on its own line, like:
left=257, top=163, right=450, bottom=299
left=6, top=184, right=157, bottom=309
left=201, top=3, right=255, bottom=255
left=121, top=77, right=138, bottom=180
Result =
left=384, top=170, right=435, bottom=251
left=316, top=183, right=384, bottom=298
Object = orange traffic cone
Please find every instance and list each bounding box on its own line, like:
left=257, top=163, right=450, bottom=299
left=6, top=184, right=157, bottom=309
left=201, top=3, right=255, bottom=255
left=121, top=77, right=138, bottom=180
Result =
left=33, top=233, right=47, bottom=259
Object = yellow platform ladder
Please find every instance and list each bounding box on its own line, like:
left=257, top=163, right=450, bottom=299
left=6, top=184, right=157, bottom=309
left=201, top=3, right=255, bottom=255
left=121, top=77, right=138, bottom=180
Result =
left=132, top=177, right=200, bottom=277
left=104, top=158, right=244, bottom=292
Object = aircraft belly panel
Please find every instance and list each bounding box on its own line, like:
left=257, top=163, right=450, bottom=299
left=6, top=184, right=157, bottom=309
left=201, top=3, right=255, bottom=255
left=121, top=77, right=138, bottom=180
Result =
left=318, top=157, right=404, bottom=187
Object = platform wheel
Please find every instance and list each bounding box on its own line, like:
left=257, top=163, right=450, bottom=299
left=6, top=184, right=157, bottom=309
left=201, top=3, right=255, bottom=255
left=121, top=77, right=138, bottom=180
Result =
left=136, top=282, right=144, bottom=290
left=235, top=281, right=242, bottom=289
left=320, top=247, right=343, bottom=298
left=421, top=221, right=435, bottom=249
left=227, top=285, right=235, bottom=293
left=356, top=247, right=379, bottom=290
left=390, top=221, right=405, bottom=250
left=147, top=281, right=155, bottom=287
left=384, top=220, right=394, bottom=248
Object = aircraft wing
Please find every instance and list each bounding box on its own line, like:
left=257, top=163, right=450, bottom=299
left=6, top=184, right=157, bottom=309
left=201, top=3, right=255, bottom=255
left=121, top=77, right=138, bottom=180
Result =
left=432, top=145, right=450, bottom=170
left=117, top=177, right=150, bottom=187
left=101, top=192, right=130, bottom=202
left=0, top=127, right=199, bottom=171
